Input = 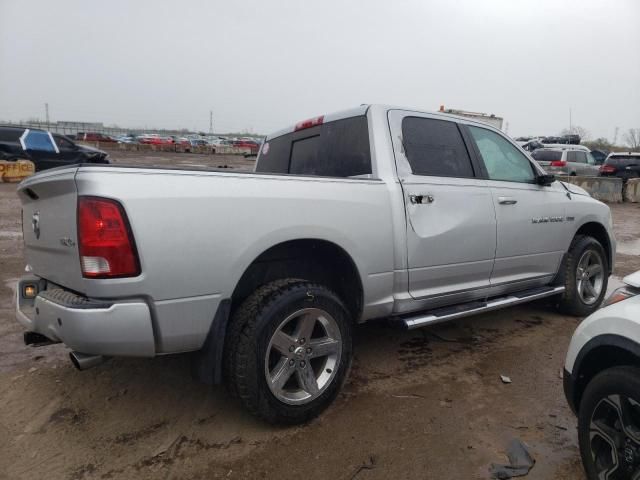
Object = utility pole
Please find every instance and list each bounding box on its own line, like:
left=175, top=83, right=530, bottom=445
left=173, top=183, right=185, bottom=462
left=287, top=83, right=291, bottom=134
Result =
left=569, top=107, right=572, bottom=133
left=45, top=103, right=50, bottom=129
left=209, top=110, right=213, bottom=135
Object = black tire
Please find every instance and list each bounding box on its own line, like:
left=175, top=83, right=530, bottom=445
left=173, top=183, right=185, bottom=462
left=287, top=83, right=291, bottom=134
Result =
left=578, top=366, right=640, bottom=480
left=223, top=279, right=353, bottom=424
left=558, top=235, right=608, bottom=316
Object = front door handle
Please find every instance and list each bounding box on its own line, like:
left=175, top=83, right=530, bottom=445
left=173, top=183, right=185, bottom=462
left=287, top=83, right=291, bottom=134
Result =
left=498, top=196, right=517, bottom=205
left=409, top=194, right=434, bottom=205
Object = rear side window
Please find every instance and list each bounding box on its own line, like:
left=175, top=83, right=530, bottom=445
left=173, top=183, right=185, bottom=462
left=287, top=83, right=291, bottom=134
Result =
left=0, top=128, right=24, bottom=142
left=22, top=130, right=57, bottom=152
left=531, top=150, right=562, bottom=161
left=401, top=117, right=474, bottom=177
left=256, top=116, right=371, bottom=177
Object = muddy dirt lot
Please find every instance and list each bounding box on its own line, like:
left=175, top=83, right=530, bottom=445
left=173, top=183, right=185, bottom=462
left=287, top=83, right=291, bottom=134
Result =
left=1, top=152, right=639, bottom=480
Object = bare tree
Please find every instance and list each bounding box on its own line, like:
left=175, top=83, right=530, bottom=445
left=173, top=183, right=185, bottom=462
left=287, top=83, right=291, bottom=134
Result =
left=561, top=126, right=590, bottom=141
left=623, top=128, right=640, bottom=150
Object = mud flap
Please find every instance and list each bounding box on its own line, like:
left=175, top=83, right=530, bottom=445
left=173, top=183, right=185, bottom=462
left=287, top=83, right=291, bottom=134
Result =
left=191, top=299, right=231, bottom=385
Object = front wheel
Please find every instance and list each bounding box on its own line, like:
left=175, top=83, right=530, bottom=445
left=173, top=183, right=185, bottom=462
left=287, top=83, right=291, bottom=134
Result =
left=558, top=235, right=608, bottom=316
left=578, top=366, right=640, bottom=480
left=224, top=279, right=353, bottom=424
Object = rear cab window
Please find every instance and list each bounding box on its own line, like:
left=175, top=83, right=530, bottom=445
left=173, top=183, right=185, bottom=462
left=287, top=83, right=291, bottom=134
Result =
left=255, top=115, right=372, bottom=178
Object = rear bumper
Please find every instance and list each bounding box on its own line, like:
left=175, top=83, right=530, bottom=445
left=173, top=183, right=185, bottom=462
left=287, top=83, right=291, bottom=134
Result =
left=16, top=275, right=156, bottom=357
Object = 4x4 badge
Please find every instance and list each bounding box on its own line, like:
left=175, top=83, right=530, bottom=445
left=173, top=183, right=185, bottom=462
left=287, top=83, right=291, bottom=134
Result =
left=31, top=211, right=40, bottom=239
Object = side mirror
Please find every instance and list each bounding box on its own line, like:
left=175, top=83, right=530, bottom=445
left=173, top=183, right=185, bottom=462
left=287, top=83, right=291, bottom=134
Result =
left=537, top=173, right=555, bottom=186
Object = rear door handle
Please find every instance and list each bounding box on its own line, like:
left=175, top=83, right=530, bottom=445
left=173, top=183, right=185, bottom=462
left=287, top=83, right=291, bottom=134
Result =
left=409, top=194, right=434, bottom=204
left=498, top=196, right=517, bottom=205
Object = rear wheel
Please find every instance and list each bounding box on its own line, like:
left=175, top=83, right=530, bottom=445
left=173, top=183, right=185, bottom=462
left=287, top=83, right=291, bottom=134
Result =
left=558, top=235, right=608, bottom=316
left=578, top=367, right=640, bottom=480
left=224, top=279, right=352, bottom=424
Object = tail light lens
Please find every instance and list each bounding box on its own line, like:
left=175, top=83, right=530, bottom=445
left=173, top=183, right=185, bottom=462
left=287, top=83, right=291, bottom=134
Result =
left=77, top=197, right=140, bottom=278
left=550, top=160, right=567, bottom=167
left=600, top=164, right=616, bottom=173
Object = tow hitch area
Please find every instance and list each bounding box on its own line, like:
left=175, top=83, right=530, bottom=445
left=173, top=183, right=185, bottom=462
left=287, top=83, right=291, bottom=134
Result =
left=23, top=331, right=59, bottom=347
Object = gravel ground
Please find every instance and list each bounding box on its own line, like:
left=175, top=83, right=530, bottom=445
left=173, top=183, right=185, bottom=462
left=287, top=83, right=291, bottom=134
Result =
left=1, top=151, right=639, bottom=480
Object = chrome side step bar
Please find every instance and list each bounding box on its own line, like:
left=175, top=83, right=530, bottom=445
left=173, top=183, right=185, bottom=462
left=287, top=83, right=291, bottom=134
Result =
left=402, top=286, right=565, bottom=330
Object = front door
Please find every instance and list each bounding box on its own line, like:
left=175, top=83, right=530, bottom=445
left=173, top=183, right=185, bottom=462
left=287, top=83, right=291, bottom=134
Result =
left=465, top=125, right=568, bottom=286
left=389, top=111, right=497, bottom=300
left=568, top=150, right=599, bottom=176
left=53, top=135, right=83, bottom=164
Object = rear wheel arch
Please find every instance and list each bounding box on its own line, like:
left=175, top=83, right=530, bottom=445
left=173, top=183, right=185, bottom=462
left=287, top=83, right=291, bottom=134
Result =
left=230, top=239, right=364, bottom=322
left=571, top=335, right=640, bottom=413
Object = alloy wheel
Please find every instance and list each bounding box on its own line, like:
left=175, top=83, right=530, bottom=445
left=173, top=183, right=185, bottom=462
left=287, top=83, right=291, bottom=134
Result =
left=577, top=250, right=605, bottom=305
left=589, top=394, right=640, bottom=479
left=264, top=308, right=342, bottom=405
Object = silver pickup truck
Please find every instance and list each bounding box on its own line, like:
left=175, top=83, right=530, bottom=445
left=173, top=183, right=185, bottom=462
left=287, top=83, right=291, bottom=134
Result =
left=15, top=105, right=615, bottom=424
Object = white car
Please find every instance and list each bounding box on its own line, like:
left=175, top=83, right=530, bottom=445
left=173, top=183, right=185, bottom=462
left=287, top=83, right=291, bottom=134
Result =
left=564, top=271, right=640, bottom=479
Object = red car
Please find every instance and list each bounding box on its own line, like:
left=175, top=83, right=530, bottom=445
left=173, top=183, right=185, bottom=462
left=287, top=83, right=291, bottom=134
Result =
left=232, top=139, right=261, bottom=154
left=81, top=132, right=116, bottom=143
left=138, top=135, right=173, bottom=145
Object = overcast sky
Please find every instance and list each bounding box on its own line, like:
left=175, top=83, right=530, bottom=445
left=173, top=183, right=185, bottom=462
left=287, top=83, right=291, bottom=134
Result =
left=1, top=0, right=639, bottom=139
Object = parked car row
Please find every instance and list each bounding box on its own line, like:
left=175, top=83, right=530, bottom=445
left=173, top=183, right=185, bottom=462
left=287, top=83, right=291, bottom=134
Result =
left=530, top=146, right=640, bottom=180
left=77, top=131, right=263, bottom=151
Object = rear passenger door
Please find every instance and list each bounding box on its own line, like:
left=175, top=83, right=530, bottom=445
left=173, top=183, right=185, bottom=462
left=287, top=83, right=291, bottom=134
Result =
left=388, top=111, right=497, bottom=300
left=465, top=125, right=567, bottom=286
left=20, top=129, right=61, bottom=171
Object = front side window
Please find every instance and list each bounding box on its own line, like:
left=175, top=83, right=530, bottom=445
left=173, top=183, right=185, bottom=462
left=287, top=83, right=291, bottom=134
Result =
left=401, top=117, right=474, bottom=178
left=468, top=126, right=535, bottom=183
left=55, top=136, right=74, bottom=149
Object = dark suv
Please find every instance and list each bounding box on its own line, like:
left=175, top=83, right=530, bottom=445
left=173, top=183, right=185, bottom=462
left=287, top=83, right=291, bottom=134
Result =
left=0, top=126, right=110, bottom=171
left=599, top=152, right=640, bottom=180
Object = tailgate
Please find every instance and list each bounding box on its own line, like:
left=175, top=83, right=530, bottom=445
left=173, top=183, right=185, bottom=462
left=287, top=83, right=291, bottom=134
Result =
left=18, top=168, right=84, bottom=292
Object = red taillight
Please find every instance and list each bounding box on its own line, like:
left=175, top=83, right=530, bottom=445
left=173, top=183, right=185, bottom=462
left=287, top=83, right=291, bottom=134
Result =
left=294, top=115, right=324, bottom=131
left=77, top=197, right=140, bottom=278
left=550, top=160, right=567, bottom=167
left=600, top=164, right=616, bottom=173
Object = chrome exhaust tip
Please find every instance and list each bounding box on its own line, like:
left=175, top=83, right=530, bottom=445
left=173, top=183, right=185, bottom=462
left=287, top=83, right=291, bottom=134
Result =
left=69, top=351, right=107, bottom=371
